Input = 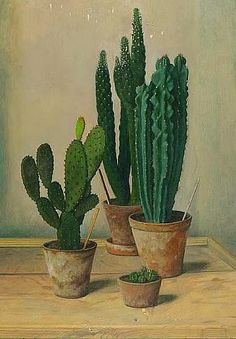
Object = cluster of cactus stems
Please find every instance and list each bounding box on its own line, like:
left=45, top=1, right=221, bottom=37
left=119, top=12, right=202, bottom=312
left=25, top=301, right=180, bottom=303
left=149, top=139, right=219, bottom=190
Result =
left=96, top=8, right=145, bottom=205
left=21, top=118, right=105, bottom=250
left=126, top=267, right=159, bottom=283
left=135, top=55, right=189, bottom=223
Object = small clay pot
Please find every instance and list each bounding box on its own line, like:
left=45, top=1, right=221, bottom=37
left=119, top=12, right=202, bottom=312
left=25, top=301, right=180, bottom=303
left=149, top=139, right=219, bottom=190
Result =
left=129, top=211, right=192, bottom=278
left=118, top=275, right=162, bottom=308
left=103, top=201, right=141, bottom=249
left=43, top=240, right=97, bottom=298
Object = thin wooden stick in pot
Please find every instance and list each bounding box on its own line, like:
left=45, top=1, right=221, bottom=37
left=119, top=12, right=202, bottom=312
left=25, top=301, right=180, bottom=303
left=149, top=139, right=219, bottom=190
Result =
left=182, top=178, right=200, bottom=221
left=83, top=207, right=100, bottom=249
left=98, top=169, right=111, bottom=204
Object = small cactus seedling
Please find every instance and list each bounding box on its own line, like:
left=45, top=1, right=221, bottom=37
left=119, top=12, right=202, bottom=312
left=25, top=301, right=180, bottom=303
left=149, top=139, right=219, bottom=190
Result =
left=21, top=117, right=105, bottom=250
left=96, top=8, right=145, bottom=205
left=135, top=55, right=189, bottom=223
left=126, top=267, right=159, bottom=283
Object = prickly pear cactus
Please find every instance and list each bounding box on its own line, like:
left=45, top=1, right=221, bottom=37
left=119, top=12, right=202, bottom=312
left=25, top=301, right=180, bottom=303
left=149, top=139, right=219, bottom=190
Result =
left=48, top=181, right=65, bottom=212
left=58, top=212, right=81, bottom=250
left=36, top=197, right=60, bottom=229
left=21, top=156, right=40, bottom=202
left=20, top=118, right=105, bottom=250
left=75, top=194, right=99, bottom=218
left=135, top=55, right=189, bottom=223
left=65, top=140, right=87, bottom=212
left=36, top=143, right=54, bottom=189
left=76, top=116, right=85, bottom=140
left=84, top=126, right=105, bottom=182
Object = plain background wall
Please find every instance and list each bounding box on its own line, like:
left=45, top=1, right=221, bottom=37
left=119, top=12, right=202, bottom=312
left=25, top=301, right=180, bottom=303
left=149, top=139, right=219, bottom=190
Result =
left=0, top=0, right=235, bottom=254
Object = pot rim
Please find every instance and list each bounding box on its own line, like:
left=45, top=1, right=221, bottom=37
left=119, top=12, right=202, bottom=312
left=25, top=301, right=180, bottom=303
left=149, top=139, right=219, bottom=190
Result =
left=103, top=200, right=141, bottom=209
left=118, top=275, right=161, bottom=286
left=129, top=210, right=192, bottom=232
left=43, top=240, right=97, bottom=253
left=130, top=210, right=191, bottom=225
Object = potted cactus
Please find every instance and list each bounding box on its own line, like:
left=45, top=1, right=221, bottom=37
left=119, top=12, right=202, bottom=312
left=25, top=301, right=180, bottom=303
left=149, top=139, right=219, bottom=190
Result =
left=95, top=8, right=145, bottom=255
left=21, top=118, right=105, bottom=298
left=129, top=55, right=192, bottom=278
left=118, top=267, right=161, bottom=308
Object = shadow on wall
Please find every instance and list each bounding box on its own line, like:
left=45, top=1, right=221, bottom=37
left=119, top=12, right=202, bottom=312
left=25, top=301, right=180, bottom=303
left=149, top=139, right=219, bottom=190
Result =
left=0, top=1, right=11, bottom=213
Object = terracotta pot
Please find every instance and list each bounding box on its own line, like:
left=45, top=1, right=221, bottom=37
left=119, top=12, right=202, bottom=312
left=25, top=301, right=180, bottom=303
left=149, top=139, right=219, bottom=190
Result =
left=43, top=240, right=97, bottom=298
left=118, top=275, right=162, bottom=308
left=103, top=201, right=141, bottom=247
left=129, top=211, right=192, bottom=278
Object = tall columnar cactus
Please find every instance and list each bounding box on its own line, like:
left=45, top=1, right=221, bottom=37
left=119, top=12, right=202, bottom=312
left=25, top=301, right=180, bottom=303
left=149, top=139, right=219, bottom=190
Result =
left=21, top=118, right=105, bottom=250
left=96, top=8, right=145, bottom=205
left=135, top=55, right=189, bottom=223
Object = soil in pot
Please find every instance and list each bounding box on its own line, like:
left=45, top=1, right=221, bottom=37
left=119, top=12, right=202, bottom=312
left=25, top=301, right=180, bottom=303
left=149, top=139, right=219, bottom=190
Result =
left=118, top=275, right=162, bottom=308
left=103, top=200, right=140, bottom=256
left=43, top=240, right=97, bottom=298
left=129, top=211, right=192, bottom=278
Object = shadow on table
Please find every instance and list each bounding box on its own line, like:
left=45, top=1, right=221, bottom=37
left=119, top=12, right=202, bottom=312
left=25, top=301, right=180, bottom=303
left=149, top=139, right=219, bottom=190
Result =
left=183, top=261, right=209, bottom=273
left=158, top=294, right=177, bottom=305
left=89, top=279, right=113, bottom=293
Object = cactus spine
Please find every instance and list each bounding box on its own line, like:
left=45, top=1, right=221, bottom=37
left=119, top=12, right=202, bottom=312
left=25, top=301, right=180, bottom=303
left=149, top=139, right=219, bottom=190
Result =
left=135, top=55, right=189, bottom=223
left=21, top=119, right=105, bottom=250
left=96, top=8, right=145, bottom=205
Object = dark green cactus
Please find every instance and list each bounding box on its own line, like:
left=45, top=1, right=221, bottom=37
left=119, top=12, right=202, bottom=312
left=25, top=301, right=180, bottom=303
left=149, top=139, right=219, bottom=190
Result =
left=114, top=36, right=139, bottom=204
left=48, top=181, right=65, bottom=212
left=96, top=51, right=128, bottom=205
left=117, top=103, right=130, bottom=199
left=21, top=120, right=105, bottom=250
left=96, top=8, right=145, bottom=205
left=36, top=143, right=53, bottom=189
left=135, top=55, right=189, bottom=223
left=36, top=197, right=60, bottom=229
left=21, top=156, right=40, bottom=202
left=75, top=194, right=99, bottom=218
left=131, top=8, right=146, bottom=90
left=58, top=212, right=81, bottom=250
left=126, top=267, right=159, bottom=283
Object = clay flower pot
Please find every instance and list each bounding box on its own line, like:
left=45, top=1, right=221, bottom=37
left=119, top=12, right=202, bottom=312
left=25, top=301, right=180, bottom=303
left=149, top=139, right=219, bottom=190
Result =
left=118, top=275, right=162, bottom=308
left=103, top=201, right=141, bottom=256
left=129, top=211, right=192, bottom=278
left=43, top=240, right=97, bottom=298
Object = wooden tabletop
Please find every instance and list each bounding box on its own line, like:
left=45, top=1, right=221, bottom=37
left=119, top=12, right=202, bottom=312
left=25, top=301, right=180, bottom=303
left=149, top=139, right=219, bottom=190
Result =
left=0, top=238, right=235, bottom=338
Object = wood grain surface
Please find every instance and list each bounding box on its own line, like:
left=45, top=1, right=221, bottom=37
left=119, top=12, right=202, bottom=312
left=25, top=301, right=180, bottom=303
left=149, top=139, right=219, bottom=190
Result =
left=0, top=239, right=235, bottom=338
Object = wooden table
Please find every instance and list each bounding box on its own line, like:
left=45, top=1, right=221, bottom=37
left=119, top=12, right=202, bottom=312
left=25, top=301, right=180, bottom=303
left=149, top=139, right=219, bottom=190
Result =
left=0, top=237, right=235, bottom=338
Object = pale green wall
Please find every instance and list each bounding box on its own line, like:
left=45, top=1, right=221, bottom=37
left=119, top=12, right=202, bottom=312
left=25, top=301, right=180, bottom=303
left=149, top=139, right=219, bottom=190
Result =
left=0, top=0, right=235, bottom=254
